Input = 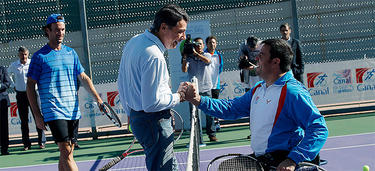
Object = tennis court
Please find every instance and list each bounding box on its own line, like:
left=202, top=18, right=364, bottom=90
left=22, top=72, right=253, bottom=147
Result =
left=0, top=112, right=374, bottom=171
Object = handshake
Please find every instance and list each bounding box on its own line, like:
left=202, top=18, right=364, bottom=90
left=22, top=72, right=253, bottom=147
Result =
left=177, top=82, right=201, bottom=106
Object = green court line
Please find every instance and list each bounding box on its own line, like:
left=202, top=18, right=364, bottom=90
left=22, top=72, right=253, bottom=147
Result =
left=1, top=113, right=374, bottom=168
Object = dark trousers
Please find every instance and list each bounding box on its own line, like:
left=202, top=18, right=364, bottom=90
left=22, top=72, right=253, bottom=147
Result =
left=211, top=89, right=220, bottom=127
left=16, top=91, right=45, bottom=147
left=200, top=92, right=216, bottom=137
left=130, top=109, right=178, bottom=170
left=0, top=99, right=9, bottom=153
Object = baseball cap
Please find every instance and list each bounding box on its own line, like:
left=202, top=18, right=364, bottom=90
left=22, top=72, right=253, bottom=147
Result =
left=46, top=14, right=65, bottom=25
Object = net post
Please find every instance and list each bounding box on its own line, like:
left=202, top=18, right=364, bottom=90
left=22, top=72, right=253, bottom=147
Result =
left=186, top=76, right=200, bottom=171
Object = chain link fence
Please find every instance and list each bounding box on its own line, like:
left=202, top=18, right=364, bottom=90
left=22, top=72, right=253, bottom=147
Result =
left=0, top=0, right=374, bottom=84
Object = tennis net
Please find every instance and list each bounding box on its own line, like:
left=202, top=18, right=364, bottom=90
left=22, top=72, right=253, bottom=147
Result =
left=186, top=76, right=200, bottom=171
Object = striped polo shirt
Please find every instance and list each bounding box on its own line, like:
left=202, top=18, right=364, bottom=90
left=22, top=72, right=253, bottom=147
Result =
left=27, top=44, right=84, bottom=122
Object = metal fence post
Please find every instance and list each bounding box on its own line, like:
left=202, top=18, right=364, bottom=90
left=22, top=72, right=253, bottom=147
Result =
left=291, top=0, right=300, bottom=40
left=79, top=0, right=98, bottom=140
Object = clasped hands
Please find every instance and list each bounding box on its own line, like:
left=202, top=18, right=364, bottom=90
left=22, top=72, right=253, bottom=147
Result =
left=177, top=82, right=200, bottom=106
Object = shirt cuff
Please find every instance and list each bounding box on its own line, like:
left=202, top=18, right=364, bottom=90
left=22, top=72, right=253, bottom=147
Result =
left=287, top=150, right=304, bottom=164
left=172, top=93, right=180, bottom=105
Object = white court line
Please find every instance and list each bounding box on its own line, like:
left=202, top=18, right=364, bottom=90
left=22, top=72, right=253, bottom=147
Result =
left=327, top=132, right=375, bottom=139
left=322, top=143, right=375, bottom=151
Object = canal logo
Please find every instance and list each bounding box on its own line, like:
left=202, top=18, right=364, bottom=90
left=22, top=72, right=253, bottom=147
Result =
left=356, top=68, right=375, bottom=83
left=10, top=102, right=18, bottom=117
left=333, top=69, right=352, bottom=85
left=307, top=72, right=328, bottom=88
left=107, top=91, right=119, bottom=107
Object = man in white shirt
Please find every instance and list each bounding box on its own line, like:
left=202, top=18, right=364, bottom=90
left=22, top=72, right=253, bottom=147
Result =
left=117, top=4, right=188, bottom=171
left=8, top=46, right=46, bottom=150
left=182, top=37, right=218, bottom=143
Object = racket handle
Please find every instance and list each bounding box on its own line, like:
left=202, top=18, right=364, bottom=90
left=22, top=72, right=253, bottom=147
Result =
left=99, top=156, right=122, bottom=171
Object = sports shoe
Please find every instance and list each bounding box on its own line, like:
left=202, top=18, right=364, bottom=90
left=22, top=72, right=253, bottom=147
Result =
left=199, top=143, right=206, bottom=147
left=209, top=136, right=218, bottom=142
left=23, top=146, right=31, bottom=151
left=74, top=142, right=80, bottom=149
left=185, top=143, right=207, bottom=148
left=39, top=144, right=45, bottom=149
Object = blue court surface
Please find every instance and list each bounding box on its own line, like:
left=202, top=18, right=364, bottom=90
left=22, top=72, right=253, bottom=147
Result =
left=1, top=132, right=374, bottom=171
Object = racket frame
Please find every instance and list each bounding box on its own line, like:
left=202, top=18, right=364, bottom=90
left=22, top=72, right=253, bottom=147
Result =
left=101, top=102, right=122, bottom=128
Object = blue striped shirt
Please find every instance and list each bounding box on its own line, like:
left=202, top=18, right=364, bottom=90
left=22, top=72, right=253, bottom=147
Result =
left=27, top=44, right=84, bottom=122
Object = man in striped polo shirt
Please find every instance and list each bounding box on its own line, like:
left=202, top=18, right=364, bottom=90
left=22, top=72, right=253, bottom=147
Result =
left=26, top=14, right=103, bottom=171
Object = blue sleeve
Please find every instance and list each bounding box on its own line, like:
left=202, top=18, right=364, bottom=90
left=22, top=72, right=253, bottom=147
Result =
left=286, top=88, right=328, bottom=163
left=27, top=53, right=42, bottom=82
left=198, top=89, right=252, bottom=120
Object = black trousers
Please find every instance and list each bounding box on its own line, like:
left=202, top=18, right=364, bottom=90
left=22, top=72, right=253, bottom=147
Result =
left=16, top=91, right=45, bottom=147
left=201, top=92, right=216, bottom=137
left=0, top=99, right=9, bottom=153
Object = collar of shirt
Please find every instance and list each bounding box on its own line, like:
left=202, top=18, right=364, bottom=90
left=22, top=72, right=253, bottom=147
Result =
left=204, top=49, right=218, bottom=56
left=260, top=71, right=293, bottom=87
left=144, top=29, right=167, bottom=55
left=15, top=58, right=30, bottom=66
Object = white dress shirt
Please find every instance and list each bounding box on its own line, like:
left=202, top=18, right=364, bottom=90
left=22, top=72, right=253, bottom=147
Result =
left=117, top=30, right=180, bottom=114
left=8, top=59, right=30, bottom=91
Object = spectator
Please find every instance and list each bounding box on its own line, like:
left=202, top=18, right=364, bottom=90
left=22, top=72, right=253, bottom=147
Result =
left=8, top=46, right=46, bottom=150
left=280, top=23, right=304, bottom=83
left=205, top=35, right=223, bottom=131
left=27, top=14, right=103, bottom=171
left=238, top=36, right=262, bottom=91
left=183, top=39, right=328, bottom=170
left=0, top=66, right=11, bottom=155
left=182, top=37, right=218, bottom=143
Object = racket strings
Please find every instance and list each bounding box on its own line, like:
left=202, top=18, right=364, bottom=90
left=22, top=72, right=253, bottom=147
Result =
left=102, top=102, right=122, bottom=127
left=209, top=155, right=264, bottom=171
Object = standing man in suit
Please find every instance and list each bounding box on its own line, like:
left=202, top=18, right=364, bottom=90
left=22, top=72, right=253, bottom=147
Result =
left=280, top=23, right=304, bottom=83
left=8, top=46, right=46, bottom=150
left=0, top=66, right=11, bottom=155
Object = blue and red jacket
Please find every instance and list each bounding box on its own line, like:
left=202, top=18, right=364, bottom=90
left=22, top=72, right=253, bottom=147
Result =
left=198, top=71, right=328, bottom=164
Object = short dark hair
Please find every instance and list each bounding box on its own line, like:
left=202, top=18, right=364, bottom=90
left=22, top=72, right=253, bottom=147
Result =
left=193, top=37, right=203, bottom=42
left=18, top=46, right=29, bottom=53
left=262, top=39, right=293, bottom=73
left=246, top=36, right=258, bottom=48
left=279, top=23, right=291, bottom=31
left=150, top=4, right=189, bottom=33
left=42, top=15, right=64, bottom=38
left=205, top=35, right=217, bottom=44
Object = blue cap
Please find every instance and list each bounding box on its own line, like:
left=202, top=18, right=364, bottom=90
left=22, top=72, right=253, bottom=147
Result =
left=46, top=14, right=65, bottom=25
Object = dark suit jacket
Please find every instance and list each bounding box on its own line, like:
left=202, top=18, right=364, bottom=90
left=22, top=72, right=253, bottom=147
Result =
left=0, top=66, right=11, bottom=107
left=290, top=38, right=304, bottom=82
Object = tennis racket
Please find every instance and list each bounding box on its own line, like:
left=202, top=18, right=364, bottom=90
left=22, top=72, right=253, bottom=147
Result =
left=100, top=102, right=122, bottom=128
left=295, top=162, right=327, bottom=171
left=207, top=153, right=327, bottom=171
left=207, top=153, right=265, bottom=171
left=99, top=109, right=184, bottom=171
